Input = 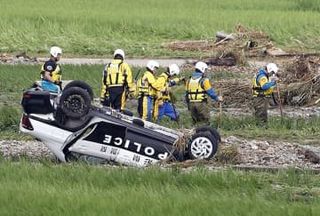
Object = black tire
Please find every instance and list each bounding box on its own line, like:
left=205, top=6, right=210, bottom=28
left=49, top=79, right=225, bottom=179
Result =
left=63, top=80, right=94, bottom=100
left=59, top=87, right=91, bottom=119
left=188, top=131, right=218, bottom=160
left=195, top=126, right=221, bottom=143
left=54, top=107, right=92, bottom=132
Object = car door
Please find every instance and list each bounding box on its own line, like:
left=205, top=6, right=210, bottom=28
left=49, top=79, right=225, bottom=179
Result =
left=64, top=120, right=180, bottom=167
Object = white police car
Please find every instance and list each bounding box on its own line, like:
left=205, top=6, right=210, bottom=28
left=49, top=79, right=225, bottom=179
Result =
left=20, top=81, right=220, bottom=167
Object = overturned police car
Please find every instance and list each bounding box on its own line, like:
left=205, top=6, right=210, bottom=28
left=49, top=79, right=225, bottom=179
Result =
left=20, top=81, right=221, bottom=167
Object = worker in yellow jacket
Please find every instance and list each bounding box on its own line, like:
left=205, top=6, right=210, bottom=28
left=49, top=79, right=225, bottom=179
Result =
left=137, top=60, right=163, bottom=121
left=155, top=64, right=183, bottom=122
left=252, top=63, right=279, bottom=126
left=100, top=49, right=135, bottom=111
left=186, top=61, right=223, bottom=124
left=40, top=46, right=62, bottom=93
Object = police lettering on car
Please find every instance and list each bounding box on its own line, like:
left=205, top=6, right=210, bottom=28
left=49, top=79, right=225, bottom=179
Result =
left=102, top=134, right=168, bottom=160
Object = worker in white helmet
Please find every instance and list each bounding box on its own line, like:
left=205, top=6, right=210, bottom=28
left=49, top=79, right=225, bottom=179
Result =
left=185, top=61, right=223, bottom=124
left=252, top=63, right=279, bottom=126
left=40, top=46, right=62, bottom=93
left=155, top=64, right=184, bottom=122
left=136, top=60, right=164, bottom=121
left=100, top=49, right=135, bottom=111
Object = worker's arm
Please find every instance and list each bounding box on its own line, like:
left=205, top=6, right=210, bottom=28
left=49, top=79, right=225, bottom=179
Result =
left=42, top=61, right=56, bottom=82
left=43, top=71, right=53, bottom=82
left=169, top=77, right=185, bottom=87
left=202, top=78, right=219, bottom=101
left=149, top=74, right=166, bottom=91
left=123, top=63, right=134, bottom=89
left=258, top=75, right=276, bottom=90
left=100, top=68, right=108, bottom=100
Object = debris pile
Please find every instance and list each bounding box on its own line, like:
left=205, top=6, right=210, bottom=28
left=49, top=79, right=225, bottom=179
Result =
left=220, top=136, right=320, bottom=169
left=166, top=24, right=282, bottom=66
left=213, top=79, right=252, bottom=108
left=281, top=57, right=320, bottom=106
left=201, top=56, right=320, bottom=108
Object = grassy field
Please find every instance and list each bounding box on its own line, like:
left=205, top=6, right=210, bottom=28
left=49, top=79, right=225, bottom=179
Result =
left=0, top=160, right=319, bottom=216
left=0, top=0, right=320, bottom=57
left=1, top=2, right=320, bottom=214
left=1, top=64, right=319, bottom=143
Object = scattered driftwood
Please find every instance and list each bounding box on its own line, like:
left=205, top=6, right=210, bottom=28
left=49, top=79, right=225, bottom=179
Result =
left=215, top=32, right=235, bottom=46
left=266, top=47, right=288, bottom=56
left=216, top=31, right=236, bottom=41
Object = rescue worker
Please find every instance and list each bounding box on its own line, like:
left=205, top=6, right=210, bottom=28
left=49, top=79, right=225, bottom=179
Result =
left=137, top=60, right=163, bottom=121
left=185, top=61, right=223, bottom=124
left=252, top=63, right=279, bottom=126
left=40, top=46, right=62, bottom=93
left=100, top=49, right=135, bottom=111
left=156, top=64, right=183, bottom=122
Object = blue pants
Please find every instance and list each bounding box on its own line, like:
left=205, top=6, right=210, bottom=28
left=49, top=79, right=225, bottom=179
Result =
left=146, top=96, right=154, bottom=121
left=41, top=80, right=60, bottom=93
left=158, top=101, right=179, bottom=121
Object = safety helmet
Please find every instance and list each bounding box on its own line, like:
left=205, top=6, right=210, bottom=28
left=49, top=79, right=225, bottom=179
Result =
left=195, top=61, right=208, bottom=73
left=114, top=49, right=125, bottom=59
left=50, top=46, right=62, bottom=58
left=147, top=60, right=159, bottom=72
left=168, top=64, right=180, bottom=76
left=266, top=63, right=279, bottom=74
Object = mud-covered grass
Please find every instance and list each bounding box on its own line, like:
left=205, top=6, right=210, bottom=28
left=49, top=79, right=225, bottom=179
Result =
left=0, top=160, right=319, bottom=216
left=0, top=0, right=320, bottom=57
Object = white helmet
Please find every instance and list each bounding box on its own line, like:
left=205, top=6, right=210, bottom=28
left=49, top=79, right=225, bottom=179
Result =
left=195, top=61, right=208, bottom=73
left=168, top=64, right=180, bottom=76
left=50, top=46, right=62, bottom=58
left=266, top=63, right=279, bottom=74
left=114, top=49, right=125, bottom=59
left=147, top=60, right=159, bottom=72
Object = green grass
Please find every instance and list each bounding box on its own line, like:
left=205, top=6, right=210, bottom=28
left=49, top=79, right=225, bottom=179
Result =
left=216, top=115, right=320, bottom=144
left=0, top=0, right=320, bottom=57
left=0, top=160, right=319, bottom=215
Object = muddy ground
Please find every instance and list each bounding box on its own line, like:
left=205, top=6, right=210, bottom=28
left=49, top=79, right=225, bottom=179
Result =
left=1, top=136, right=320, bottom=170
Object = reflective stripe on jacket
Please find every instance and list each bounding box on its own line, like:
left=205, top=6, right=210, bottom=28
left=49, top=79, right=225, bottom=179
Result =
left=105, top=60, right=125, bottom=87
left=137, top=71, right=163, bottom=97
left=100, top=59, right=133, bottom=99
left=252, top=69, right=275, bottom=97
left=186, top=76, right=207, bottom=102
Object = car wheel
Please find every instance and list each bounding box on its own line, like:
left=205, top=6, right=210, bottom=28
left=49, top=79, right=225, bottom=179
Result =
left=195, top=126, right=221, bottom=143
left=188, top=131, right=218, bottom=160
left=54, top=108, right=92, bottom=132
left=59, top=87, right=91, bottom=119
left=63, top=80, right=94, bottom=100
